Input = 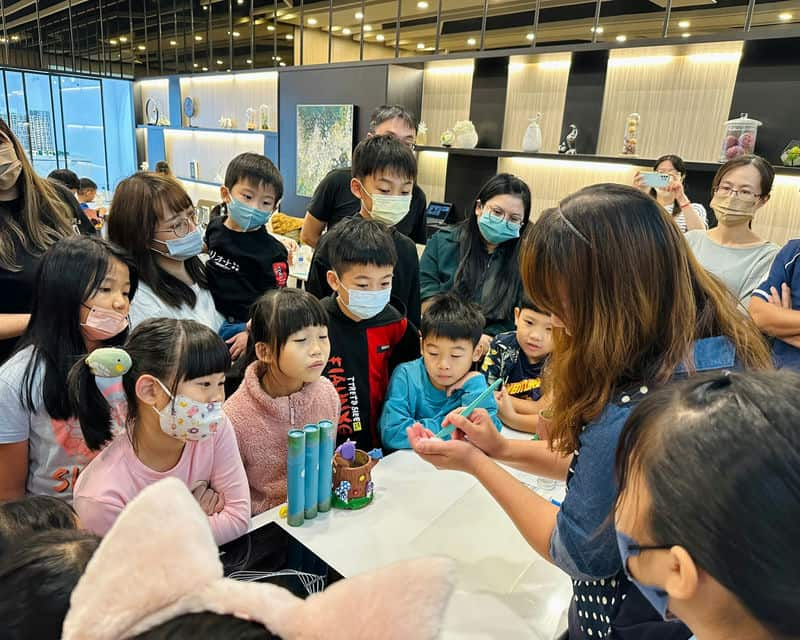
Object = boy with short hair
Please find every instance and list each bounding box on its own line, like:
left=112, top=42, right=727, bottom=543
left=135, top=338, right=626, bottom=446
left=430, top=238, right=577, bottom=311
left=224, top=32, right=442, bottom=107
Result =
left=205, top=153, right=289, bottom=347
left=307, top=134, right=422, bottom=327
left=380, top=294, right=502, bottom=450
left=481, top=295, right=553, bottom=434
left=77, top=178, right=105, bottom=228
left=322, top=216, right=420, bottom=451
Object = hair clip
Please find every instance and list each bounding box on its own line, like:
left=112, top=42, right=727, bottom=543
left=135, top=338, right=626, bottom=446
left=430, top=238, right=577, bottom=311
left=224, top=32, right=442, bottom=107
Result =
left=86, top=347, right=132, bottom=378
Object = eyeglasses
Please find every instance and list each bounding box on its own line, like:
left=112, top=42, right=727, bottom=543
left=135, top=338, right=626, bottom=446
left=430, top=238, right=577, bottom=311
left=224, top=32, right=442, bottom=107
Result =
left=714, top=185, right=762, bottom=203
left=157, top=210, right=197, bottom=238
left=484, top=205, right=524, bottom=230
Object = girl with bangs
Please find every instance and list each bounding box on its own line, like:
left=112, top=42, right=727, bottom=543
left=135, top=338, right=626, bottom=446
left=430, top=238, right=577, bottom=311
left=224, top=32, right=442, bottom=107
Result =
left=69, top=318, right=250, bottom=544
left=225, top=288, right=340, bottom=516
left=108, top=173, right=223, bottom=332
left=408, top=184, right=771, bottom=639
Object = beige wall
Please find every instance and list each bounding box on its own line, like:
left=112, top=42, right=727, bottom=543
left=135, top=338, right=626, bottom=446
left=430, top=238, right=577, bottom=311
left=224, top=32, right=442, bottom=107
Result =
left=297, top=29, right=399, bottom=65
left=420, top=60, right=475, bottom=144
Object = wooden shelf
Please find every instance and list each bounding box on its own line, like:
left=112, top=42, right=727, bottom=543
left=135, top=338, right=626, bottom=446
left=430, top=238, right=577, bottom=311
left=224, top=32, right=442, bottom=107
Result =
left=415, top=145, right=800, bottom=175
left=137, top=124, right=277, bottom=136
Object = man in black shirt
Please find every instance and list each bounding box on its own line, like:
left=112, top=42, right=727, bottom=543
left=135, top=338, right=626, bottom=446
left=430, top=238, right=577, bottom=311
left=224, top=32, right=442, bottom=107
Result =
left=300, top=105, right=428, bottom=247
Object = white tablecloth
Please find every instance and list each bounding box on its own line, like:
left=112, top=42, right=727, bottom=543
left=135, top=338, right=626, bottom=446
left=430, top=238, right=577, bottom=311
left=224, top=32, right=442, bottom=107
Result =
left=249, top=427, right=572, bottom=639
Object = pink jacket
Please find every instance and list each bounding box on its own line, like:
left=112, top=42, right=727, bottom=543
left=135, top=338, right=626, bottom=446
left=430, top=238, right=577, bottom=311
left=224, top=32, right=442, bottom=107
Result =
left=225, top=361, right=340, bottom=515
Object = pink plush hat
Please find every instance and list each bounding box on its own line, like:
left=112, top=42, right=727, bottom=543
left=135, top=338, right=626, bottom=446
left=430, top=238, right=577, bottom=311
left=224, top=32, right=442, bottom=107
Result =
left=62, top=478, right=455, bottom=639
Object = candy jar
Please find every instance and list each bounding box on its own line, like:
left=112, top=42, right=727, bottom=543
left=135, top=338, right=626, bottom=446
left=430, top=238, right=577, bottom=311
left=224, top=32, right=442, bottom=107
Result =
left=245, top=107, right=257, bottom=131
left=522, top=113, right=543, bottom=153
left=259, top=104, right=271, bottom=130
left=622, top=112, right=640, bottom=156
left=720, top=113, right=761, bottom=162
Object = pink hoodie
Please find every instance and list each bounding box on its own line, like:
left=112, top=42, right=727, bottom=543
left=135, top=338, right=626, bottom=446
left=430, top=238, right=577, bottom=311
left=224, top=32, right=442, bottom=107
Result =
left=225, top=360, right=340, bottom=515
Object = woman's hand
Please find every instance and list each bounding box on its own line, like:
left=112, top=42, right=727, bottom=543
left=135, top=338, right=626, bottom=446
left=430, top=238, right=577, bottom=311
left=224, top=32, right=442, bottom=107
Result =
left=191, top=480, right=226, bottom=515
left=442, top=407, right=507, bottom=459
left=666, top=174, right=688, bottom=204
left=407, top=423, right=483, bottom=473
left=632, top=171, right=649, bottom=193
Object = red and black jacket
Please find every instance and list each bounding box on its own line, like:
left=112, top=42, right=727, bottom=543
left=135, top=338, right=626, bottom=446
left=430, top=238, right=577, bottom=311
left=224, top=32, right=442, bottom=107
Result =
left=322, top=296, right=420, bottom=451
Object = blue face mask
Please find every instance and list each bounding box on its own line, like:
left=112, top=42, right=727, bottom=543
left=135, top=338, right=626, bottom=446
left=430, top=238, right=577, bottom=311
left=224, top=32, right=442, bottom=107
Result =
left=228, top=197, right=272, bottom=231
left=478, top=209, right=522, bottom=245
left=151, top=227, right=203, bottom=261
left=337, top=277, right=392, bottom=320
left=616, top=530, right=678, bottom=621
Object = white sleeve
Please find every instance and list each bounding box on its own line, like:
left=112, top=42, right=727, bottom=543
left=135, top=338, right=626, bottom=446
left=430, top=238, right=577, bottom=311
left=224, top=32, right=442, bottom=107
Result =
left=0, top=359, right=33, bottom=444
left=692, top=203, right=708, bottom=228
left=129, top=285, right=174, bottom=328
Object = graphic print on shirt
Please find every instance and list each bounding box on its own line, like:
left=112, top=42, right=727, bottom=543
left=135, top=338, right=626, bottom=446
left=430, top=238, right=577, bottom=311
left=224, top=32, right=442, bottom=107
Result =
left=326, top=356, right=363, bottom=438
left=272, top=262, right=289, bottom=287
left=50, top=417, right=97, bottom=495
left=207, top=250, right=241, bottom=273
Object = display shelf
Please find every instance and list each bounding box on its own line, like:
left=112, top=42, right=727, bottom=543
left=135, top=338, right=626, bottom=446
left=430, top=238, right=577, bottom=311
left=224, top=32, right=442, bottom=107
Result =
left=176, top=175, right=221, bottom=187
left=415, top=145, right=800, bottom=175
left=137, top=124, right=277, bottom=136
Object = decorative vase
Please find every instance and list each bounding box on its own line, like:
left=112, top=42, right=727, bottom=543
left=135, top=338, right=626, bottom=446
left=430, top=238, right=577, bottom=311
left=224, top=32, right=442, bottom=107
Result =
left=522, top=113, right=543, bottom=153
left=416, top=122, right=428, bottom=147
left=453, top=120, right=479, bottom=149
left=780, top=140, right=800, bottom=167
left=246, top=107, right=257, bottom=131
left=332, top=448, right=379, bottom=510
left=440, top=129, right=455, bottom=148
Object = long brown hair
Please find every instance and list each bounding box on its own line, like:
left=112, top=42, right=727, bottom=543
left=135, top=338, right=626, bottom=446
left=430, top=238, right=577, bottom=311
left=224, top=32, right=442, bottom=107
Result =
left=108, top=172, right=207, bottom=309
left=520, top=183, right=772, bottom=454
left=0, top=119, right=74, bottom=271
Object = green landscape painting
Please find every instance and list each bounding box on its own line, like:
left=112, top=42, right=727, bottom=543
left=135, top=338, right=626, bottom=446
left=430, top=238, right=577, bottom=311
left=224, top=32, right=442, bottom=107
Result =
left=296, top=104, right=355, bottom=197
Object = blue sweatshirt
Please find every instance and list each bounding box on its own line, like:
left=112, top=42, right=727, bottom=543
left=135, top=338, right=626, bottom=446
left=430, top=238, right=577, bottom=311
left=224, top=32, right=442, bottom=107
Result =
left=379, top=357, right=502, bottom=450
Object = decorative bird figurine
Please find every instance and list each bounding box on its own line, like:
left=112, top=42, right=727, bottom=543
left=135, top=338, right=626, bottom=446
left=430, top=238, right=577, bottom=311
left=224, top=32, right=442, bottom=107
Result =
left=85, top=347, right=132, bottom=378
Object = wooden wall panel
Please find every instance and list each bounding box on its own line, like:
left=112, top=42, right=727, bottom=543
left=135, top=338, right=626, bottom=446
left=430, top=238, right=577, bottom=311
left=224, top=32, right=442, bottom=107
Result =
left=503, top=53, right=571, bottom=153
left=752, top=174, right=800, bottom=246
left=164, top=130, right=265, bottom=184
left=297, top=29, right=398, bottom=65
left=416, top=150, right=448, bottom=203
left=597, top=41, right=743, bottom=162
left=420, top=60, right=474, bottom=144
left=179, top=72, right=279, bottom=131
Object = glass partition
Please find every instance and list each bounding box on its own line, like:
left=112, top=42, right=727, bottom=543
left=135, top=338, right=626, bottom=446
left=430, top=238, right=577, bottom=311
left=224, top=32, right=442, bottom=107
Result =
left=5, top=71, right=30, bottom=156
left=59, top=76, right=107, bottom=190
left=102, top=78, right=137, bottom=192
left=24, top=73, right=59, bottom=177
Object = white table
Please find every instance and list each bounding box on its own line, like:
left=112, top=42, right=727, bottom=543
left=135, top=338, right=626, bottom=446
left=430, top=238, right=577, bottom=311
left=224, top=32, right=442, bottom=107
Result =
left=249, top=428, right=572, bottom=639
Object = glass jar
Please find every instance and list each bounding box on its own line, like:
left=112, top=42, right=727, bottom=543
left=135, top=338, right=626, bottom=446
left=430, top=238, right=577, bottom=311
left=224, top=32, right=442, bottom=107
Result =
left=720, top=113, right=761, bottom=162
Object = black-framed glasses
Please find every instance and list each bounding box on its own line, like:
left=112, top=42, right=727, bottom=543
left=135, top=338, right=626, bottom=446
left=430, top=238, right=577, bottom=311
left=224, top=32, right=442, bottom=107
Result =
left=714, top=185, right=762, bottom=203
left=156, top=210, right=197, bottom=238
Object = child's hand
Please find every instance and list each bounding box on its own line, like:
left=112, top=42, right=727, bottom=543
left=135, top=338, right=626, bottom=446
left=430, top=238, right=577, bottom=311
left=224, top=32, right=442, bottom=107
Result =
left=769, top=284, right=793, bottom=309
left=476, top=334, right=492, bottom=360
left=407, top=422, right=483, bottom=473
left=226, top=330, right=249, bottom=362
left=494, top=388, right=516, bottom=423
left=190, top=481, right=226, bottom=515
left=446, top=371, right=481, bottom=397
left=442, top=408, right=507, bottom=459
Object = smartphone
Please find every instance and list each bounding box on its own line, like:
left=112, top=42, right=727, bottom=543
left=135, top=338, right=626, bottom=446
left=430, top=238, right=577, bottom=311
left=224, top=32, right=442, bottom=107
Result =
left=640, top=171, right=671, bottom=189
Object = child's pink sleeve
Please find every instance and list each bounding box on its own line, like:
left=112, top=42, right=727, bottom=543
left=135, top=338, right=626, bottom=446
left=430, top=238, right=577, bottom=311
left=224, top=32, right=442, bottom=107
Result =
left=74, top=494, right=125, bottom=538
left=207, top=418, right=251, bottom=544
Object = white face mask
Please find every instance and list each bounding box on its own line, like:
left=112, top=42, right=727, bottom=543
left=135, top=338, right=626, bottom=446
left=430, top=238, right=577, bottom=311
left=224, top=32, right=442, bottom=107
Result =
left=358, top=180, right=411, bottom=226
left=151, top=378, right=224, bottom=442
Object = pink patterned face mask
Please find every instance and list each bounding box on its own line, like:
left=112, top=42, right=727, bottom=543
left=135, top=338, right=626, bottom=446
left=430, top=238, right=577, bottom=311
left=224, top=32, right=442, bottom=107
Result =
left=80, top=306, right=129, bottom=341
left=152, top=378, right=223, bottom=442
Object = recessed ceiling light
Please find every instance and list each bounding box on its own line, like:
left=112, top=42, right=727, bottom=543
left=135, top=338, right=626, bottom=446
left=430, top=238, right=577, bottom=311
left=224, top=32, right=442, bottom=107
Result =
left=590, top=26, right=604, bottom=34
left=417, top=1, right=429, bottom=7
left=526, top=32, right=535, bottom=41
left=195, top=35, right=203, bottom=41
left=169, top=40, right=177, bottom=45
left=376, top=34, right=385, bottom=42
left=279, top=61, right=286, bottom=67
left=276, top=56, right=282, bottom=61
left=109, top=39, right=118, bottom=45
left=10, top=35, right=19, bottom=41
left=202, top=66, right=208, bottom=71
left=779, top=12, right=793, bottom=21
left=286, top=33, right=293, bottom=40
left=681, top=32, right=691, bottom=38
left=119, top=36, right=128, bottom=43
left=307, top=18, right=317, bottom=25
left=237, top=0, right=244, bottom=4
left=355, top=11, right=364, bottom=20
left=616, top=34, right=627, bottom=42
left=267, top=25, right=275, bottom=31
left=363, top=24, right=372, bottom=31
left=467, top=37, right=477, bottom=46
left=203, top=5, right=207, bottom=9
left=216, top=59, right=223, bottom=64
left=246, top=58, right=253, bottom=64
left=193, top=63, right=198, bottom=67
left=232, top=31, right=240, bottom=37
left=137, top=44, right=146, bottom=50
left=342, top=28, right=351, bottom=35
left=678, top=20, right=690, bottom=28
left=417, top=42, right=425, bottom=49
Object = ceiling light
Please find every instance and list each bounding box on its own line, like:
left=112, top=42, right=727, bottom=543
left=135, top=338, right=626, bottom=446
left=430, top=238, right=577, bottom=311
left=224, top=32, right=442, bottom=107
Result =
left=203, top=5, right=207, bottom=9
left=246, top=58, right=253, bottom=64
left=216, top=59, right=223, bottom=64
left=590, top=26, right=604, bottom=34
left=202, top=66, right=208, bottom=71
left=363, top=24, right=372, bottom=31
left=678, top=20, right=690, bottom=28
left=10, top=35, right=19, bottom=41
left=342, top=28, right=351, bottom=35
left=109, top=39, right=118, bottom=45
left=276, top=56, right=282, bottom=61
left=137, top=44, right=146, bottom=50
left=779, top=12, right=793, bottom=21
left=616, top=34, right=627, bottom=42
left=417, top=42, right=425, bottom=49
left=119, top=36, right=128, bottom=43
left=232, top=31, right=240, bottom=37
left=193, top=63, right=198, bottom=67
left=307, top=18, right=317, bottom=25
left=355, top=11, right=364, bottom=20
left=237, top=0, right=244, bottom=4
left=417, top=0, right=429, bottom=7
left=279, top=61, right=286, bottom=67
left=286, top=33, right=293, bottom=40
left=681, top=32, right=691, bottom=38
left=267, top=25, right=275, bottom=31
left=376, top=34, right=385, bottom=42
left=526, top=32, right=535, bottom=40
left=195, top=35, right=203, bottom=41
left=467, top=37, right=477, bottom=46
left=169, top=40, right=177, bottom=45
left=331, top=25, right=341, bottom=32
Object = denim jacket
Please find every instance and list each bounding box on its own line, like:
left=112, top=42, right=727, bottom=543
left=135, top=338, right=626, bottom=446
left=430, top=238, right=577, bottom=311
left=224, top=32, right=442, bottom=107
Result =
left=548, top=336, right=736, bottom=640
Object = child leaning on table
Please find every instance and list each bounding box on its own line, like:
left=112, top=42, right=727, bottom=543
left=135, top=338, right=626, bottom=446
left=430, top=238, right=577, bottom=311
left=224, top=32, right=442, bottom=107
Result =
left=379, top=294, right=501, bottom=450
left=481, top=294, right=553, bottom=435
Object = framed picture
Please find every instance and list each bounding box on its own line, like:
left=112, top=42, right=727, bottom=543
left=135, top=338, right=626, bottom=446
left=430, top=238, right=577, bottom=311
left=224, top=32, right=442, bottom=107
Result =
left=296, top=104, right=355, bottom=197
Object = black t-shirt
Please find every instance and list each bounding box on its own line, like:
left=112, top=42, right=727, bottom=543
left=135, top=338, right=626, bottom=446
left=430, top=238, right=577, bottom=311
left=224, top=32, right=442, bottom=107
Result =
left=306, top=222, right=421, bottom=328
left=204, top=215, right=289, bottom=322
left=481, top=331, right=545, bottom=401
left=307, top=168, right=428, bottom=245
left=51, top=182, right=97, bottom=236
